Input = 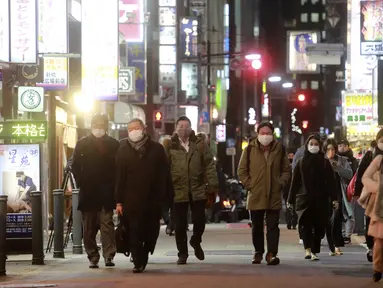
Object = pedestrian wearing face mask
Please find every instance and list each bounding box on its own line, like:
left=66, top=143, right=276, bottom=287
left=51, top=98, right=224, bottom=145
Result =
left=115, top=118, right=172, bottom=273
left=287, top=134, right=337, bottom=261
left=72, top=113, right=120, bottom=269
left=162, top=116, right=218, bottom=265
left=238, top=122, right=291, bottom=265
left=323, top=139, right=353, bottom=257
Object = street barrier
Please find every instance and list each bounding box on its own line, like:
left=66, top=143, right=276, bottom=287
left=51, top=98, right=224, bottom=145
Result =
left=31, top=191, right=45, bottom=265
left=71, top=189, right=83, bottom=254
left=53, top=189, right=65, bottom=258
left=0, top=195, right=8, bottom=276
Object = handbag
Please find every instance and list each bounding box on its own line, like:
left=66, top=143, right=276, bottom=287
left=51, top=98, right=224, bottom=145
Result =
left=115, top=219, right=130, bottom=257
left=346, top=173, right=357, bottom=202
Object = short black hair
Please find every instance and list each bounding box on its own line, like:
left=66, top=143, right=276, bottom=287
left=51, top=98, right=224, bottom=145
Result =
left=91, top=113, right=109, bottom=127
left=16, top=171, right=25, bottom=177
left=338, top=139, right=350, bottom=146
left=257, top=122, right=274, bottom=133
left=323, top=138, right=338, bottom=154
left=176, top=115, right=191, bottom=126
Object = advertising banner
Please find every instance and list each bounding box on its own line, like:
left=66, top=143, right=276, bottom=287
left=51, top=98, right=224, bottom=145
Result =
left=119, top=67, right=136, bottom=95
left=82, top=0, right=119, bottom=101
left=342, top=92, right=375, bottom=125
left=119, top=0, right=144, bottom=42
left=0, top=0, right=10, bottom=62
left=10, top=0, right=38, bottom=64
left=287, top=31, right=319, bottom=74
left=180, top=18, right=199, bottom=58
left=37, top=57, right=67, bottom=90
left=38, top=0, right=68, bottom=54
left=360, top=1, right=383, bottom=55
left=0, top=144, right=40, bottom=240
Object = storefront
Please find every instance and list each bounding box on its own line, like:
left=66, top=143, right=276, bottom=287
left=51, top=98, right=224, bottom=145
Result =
left=0, top=120, right=47, bottom=253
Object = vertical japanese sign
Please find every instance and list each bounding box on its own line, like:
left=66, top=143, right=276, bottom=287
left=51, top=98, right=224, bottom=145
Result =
left=10, top=0, right=38, bottom=64
left=180, top=18, right=199, bottom=58
left=82, top=0, right=119, bottom=101
left=38, top=0, right=68, bottom=54
left=0, top=144, right=40, bottom=240
left=0, top=0, right=10, bottom=62
left=124, top=43, right=146, bottom=104
left=37, top=57, right=67, bottom=90
left=119, top=0, right=144, bottom=42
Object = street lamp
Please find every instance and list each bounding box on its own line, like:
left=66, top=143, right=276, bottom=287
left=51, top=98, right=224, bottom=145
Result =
left=74, top=92, right=94, bottom=113
left=268, top=76, right=282, bottom=83
left=282, top=82, right=293, bottom=88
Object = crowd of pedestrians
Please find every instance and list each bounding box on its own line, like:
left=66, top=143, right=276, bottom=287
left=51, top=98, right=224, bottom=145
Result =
left=71, top=113, right=382, bottom=282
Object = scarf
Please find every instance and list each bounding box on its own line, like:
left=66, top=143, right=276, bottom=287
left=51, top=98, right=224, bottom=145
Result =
left=127, top=133, right=149, bottom=156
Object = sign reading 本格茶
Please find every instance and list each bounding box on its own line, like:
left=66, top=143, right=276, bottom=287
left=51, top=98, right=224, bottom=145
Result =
left=0, top=121, right=47, bottom=140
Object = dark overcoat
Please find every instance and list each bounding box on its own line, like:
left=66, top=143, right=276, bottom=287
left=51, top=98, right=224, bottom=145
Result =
left=72, top=134, right=120, bottom=212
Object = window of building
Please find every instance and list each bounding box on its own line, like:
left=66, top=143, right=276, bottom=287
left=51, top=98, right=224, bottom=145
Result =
left=311, top=13, right=319, bottom=22
left=301, top=13, right=308, bottom=23
left=311, top=81, right=319, bottom=90
left=301, top=0, right=308, bottom=5
left=311, top=0, right=320, bottom=4
left=322, top=30, right=326, bottom=39
left=322, top=12, right=326, bottom=20
left=301, top=81, right=308, bottom=89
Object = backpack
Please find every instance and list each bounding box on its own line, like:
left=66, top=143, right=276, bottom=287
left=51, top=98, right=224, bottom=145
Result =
left=246, top=141, right=286, bottom=176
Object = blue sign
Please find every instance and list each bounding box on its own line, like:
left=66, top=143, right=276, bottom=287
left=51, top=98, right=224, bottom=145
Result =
left=226, top=138, right=236, bottom=148
left=6, top=213, right=32, bottom=239
left=202, top=111, right=209, bottom=123
left=123, top=42, right=146, bottom=104
left=294, top=33, right=314, bottom=53
left=180, top=18, right=199, bottom=58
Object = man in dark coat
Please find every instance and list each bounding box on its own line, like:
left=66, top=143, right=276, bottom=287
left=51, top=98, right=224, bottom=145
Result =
left=115, top=118, right=172, bottom=273
left=72, top=113, right=119, bottom=269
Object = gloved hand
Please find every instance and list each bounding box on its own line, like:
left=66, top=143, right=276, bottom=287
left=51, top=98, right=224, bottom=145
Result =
left=332, top=201, right=339, bottom=210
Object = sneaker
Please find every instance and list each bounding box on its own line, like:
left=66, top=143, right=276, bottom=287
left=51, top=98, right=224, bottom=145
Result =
left=343, top=237, right=351, bottom=244
left=367, top=250, right=373, bottom=263
left=252, top=253, right=263, bottom=264
left=299, top=239, right=303, bottom=245
left=335, top=248, right=343, bottom=256
left=329, top=252, right=336, bottom=256
left=266, top=253, right=280, bottom=266
left=311, top=253, right=319, bottom=261
left=132, top=266, right=144, bottom=273
left=105, top=258, right=115, bottom=267
left=89, top=261, right=99, bottom=269
left=190, top=240, right=205, bottom=261
left=305, top=249, right=312, bottom=259
left=373, top=271, right=382, bottom=282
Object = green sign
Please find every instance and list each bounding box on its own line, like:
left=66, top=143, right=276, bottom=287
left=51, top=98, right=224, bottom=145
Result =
left=0, top=121, right=47, bottom=140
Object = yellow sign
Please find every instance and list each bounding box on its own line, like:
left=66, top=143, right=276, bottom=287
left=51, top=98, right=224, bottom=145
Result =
left=343, top=93, right=374, bottom=124
left=37, top=57, right=67, bottom=89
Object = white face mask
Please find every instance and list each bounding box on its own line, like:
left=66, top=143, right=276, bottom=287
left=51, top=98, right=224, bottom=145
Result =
left=378, top=143, right=383, bottom=151
left=92, top=129, right=105, bottom=138
left=258, top=135, right=273, bottom=146
left=129, top=129, right=144, bottom=142
left=308, top=145, right=320, bottom=154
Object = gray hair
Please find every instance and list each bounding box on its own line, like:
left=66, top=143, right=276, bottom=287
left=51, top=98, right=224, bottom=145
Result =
left=127, top=118, right=145, bottom=128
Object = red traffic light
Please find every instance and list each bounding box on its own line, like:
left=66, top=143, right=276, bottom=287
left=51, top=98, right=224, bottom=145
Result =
left=155, top=111, right=162, bottom=121
left=251, top=59, right=262, bottom=70
left=298, top=94, right=305, bottom=102
left=302, top=120, right=309, bottom=129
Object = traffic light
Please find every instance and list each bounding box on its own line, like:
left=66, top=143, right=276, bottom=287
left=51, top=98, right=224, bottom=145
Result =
left=154, top=111, right=163, bottom=129
left=302, top=120, right=309, bottom=129
left=251, top=59, right=262, bottom=70
left=298, top=93, right=306, bottom=102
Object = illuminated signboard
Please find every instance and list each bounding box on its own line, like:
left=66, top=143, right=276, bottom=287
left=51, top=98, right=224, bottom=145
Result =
left=342, top=93, right=375, bottom=124
left=38, top=0, right=68, bottom=54
left=0, top=0, right=10, bottom=62
left=10, top=0, right=38, bottom=64
left=82, top=0, right=119, bottom=101
left=360, top=1, right=383, bottom=55
left=180, top=18, right=199, bottom=58
left=37, top=57, right=68, bottom=90
left=119, top=0, right=144, bottom=42
left=0, top=121, right=47, bottom=140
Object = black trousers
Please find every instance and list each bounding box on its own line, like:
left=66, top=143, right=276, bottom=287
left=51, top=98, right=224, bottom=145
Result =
left=366, top=216, right=374, bottom=250
left=174, top=199, right=207, bottom=257
left=250, top=210, right=280, bottom=255
left=300, top=211, right=325, bottom=254
left=285, top=209, right=298, bottom=228
left=326, top=210, right=344, bottom=253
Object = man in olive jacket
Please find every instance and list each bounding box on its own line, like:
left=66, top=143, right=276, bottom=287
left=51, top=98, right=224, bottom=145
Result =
left=163, top=116, right=218, bottom=265
left=238, top=122, right=291, bottom=266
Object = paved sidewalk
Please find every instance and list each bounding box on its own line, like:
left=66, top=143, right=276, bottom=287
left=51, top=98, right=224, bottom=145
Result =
left=0, top=224, right=373, bottom=288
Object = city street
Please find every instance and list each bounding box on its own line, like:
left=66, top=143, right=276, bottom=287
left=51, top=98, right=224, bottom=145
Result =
left=0, top=224, right=375, bottom=288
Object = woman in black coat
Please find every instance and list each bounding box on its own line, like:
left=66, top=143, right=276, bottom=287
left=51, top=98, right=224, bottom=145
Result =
left=288, top=134, right=337, bottom=261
